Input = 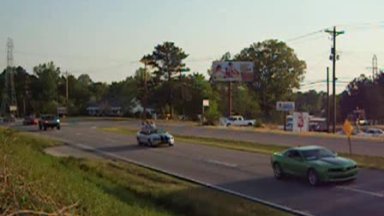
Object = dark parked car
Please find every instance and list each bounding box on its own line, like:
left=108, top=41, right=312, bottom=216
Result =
left=23, top=116, right=38, bottom=125
left=38, top=115, right=61, bottom=130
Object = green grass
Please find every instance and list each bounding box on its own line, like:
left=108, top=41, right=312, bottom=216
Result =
left=0, top=127, right=290, bottom=216
left=100, top=127, right=384, bottom=171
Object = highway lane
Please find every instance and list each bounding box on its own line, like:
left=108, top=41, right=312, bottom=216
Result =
left=78, top=119, right=384, bottom=157
left=13, top=122, right=384, bottom=216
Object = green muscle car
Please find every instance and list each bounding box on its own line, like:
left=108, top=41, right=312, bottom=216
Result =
left=271, top=146, right=358, bottom=186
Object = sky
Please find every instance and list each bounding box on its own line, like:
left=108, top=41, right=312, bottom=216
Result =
left=1, top=0, right=383, bottom=93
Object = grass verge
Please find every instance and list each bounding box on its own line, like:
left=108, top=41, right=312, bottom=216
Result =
left=101, top=127, right=384, bottom=171
left=0, top=127, right=290, bottom=216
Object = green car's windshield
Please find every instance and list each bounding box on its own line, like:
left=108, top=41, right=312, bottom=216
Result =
left=301, top=148, right=336, bottom=160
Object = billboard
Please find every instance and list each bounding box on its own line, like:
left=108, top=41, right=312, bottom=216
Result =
left=211, top=61, right=254, bottom=82
left=276, top=101, right=295, bottom=112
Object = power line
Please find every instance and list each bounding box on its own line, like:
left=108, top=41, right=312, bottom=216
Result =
left=285, top=29, right=326, bottom=43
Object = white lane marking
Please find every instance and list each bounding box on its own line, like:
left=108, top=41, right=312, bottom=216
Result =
left=337, top=186, right=384, bottom=198
left=45, top=136, right=313, bottom=216
left=91, top=126, right=97, bottom=129
left=205, top=159, right=238, bottom=168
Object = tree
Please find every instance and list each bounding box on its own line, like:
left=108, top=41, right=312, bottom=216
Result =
left=106, top=77, right=138, bottom=116
left=89, top=82, right=108, bottom=103
left=173, top=73, right=220, bottom=120
left=295, top=90, right=326, bottom=116
left=234, top=39, right=306, bottom=119
left=134, top=67, right=152, bottom=117
left=339, top=74, right=384, bottom=121
left=0, top=66, right=36, bottom=116
left=143, top=42, right=189, bottom=118
left=31, top=62, right=61, bottom=113
left=144, top=42, right=189, bottom=82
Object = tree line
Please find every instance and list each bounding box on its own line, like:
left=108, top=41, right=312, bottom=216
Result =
left=1, top=40, right=380, bottom=123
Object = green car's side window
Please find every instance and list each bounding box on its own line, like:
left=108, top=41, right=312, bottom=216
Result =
left=286, top=150, right=302, bottom=160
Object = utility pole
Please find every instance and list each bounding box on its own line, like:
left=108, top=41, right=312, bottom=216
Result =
left=228, top=82, right=232, bottom=117
left=1, top=38, right=17, bottom=117
left=370, top=55, right=378, bottom=80
left=373, top=55, right=378, bottom=79
left=325, top=27, right=344, bottom=133
left=64, top=71, right=69, bottom=106
left=144, top=64, right=148, bottom=120
left=326, top=67, right=330, bottom=133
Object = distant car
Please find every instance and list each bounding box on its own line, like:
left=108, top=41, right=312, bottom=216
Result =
left=136, top=128, right=174, bottom=147
left=365, top=128, right=384, bottom=137
left=224, top=115, right=256, bottom=127
left=23, top=116, right=38, bottom=125
left=38, top=115, right=61, bottom=130
left=271, top=146, right=358, bottom=186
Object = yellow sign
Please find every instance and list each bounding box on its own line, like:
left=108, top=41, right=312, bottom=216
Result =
left=343, top=120, right=354, bottom=137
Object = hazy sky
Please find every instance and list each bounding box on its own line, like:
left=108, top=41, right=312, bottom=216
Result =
left=1, top=0, right=383, bottom=92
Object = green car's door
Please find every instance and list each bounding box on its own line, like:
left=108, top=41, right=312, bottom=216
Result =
left=281, top=150, right=307, bottom=177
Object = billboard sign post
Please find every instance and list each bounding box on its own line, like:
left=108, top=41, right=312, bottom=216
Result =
left=343, top=120, right=354, bottom=154
left=211, top=61, right=254, bottom=117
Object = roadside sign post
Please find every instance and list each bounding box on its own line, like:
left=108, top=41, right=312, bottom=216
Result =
left=348, top=136, right=352, bottom=155
left=343, top=120, right=353, bottom=154
left=276, top=102, right=295, bottom=131
left=202, top=99, right=209, bottom=125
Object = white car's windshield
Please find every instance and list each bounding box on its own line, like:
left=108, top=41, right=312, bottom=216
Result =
left=151, top=128, right=166, bottom=134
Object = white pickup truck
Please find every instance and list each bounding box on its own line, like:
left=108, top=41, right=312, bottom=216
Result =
left=224, top=115, right=256, bottom=127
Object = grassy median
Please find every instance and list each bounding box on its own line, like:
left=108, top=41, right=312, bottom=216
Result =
left=0, top=128, right=290, bottom=216
left=101, top=127, right=384, bottom=171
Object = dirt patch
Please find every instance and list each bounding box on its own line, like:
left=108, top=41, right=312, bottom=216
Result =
left=44, top=145, right=103, bottom=160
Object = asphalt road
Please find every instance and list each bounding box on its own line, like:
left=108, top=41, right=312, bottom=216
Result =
left=11, top=121, right=384, bottom=216
left=109, top=119, right=384, bottom=157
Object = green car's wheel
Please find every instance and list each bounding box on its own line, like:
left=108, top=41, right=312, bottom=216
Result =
left=307, top=169, right=320, bottom=186
left=273, top=163, right=284, bottom=179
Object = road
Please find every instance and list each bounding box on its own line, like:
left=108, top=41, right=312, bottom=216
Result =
left=110, top=119, right=384, bottom=157
left=12, top=120, right=384, bottom=216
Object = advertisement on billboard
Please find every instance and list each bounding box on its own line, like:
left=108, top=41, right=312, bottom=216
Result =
left=211, top=61, right=254, bottom=82
left=292, top=112, right=310, bottom=132
left=276, top=101, right=295, bottom=112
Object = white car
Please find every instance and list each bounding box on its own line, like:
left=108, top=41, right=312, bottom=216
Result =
left=224, top=115, right=256, bottom=127
left=136, top=128, right=175, bottom=147
left=365, top=128, right=384, bottom=137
